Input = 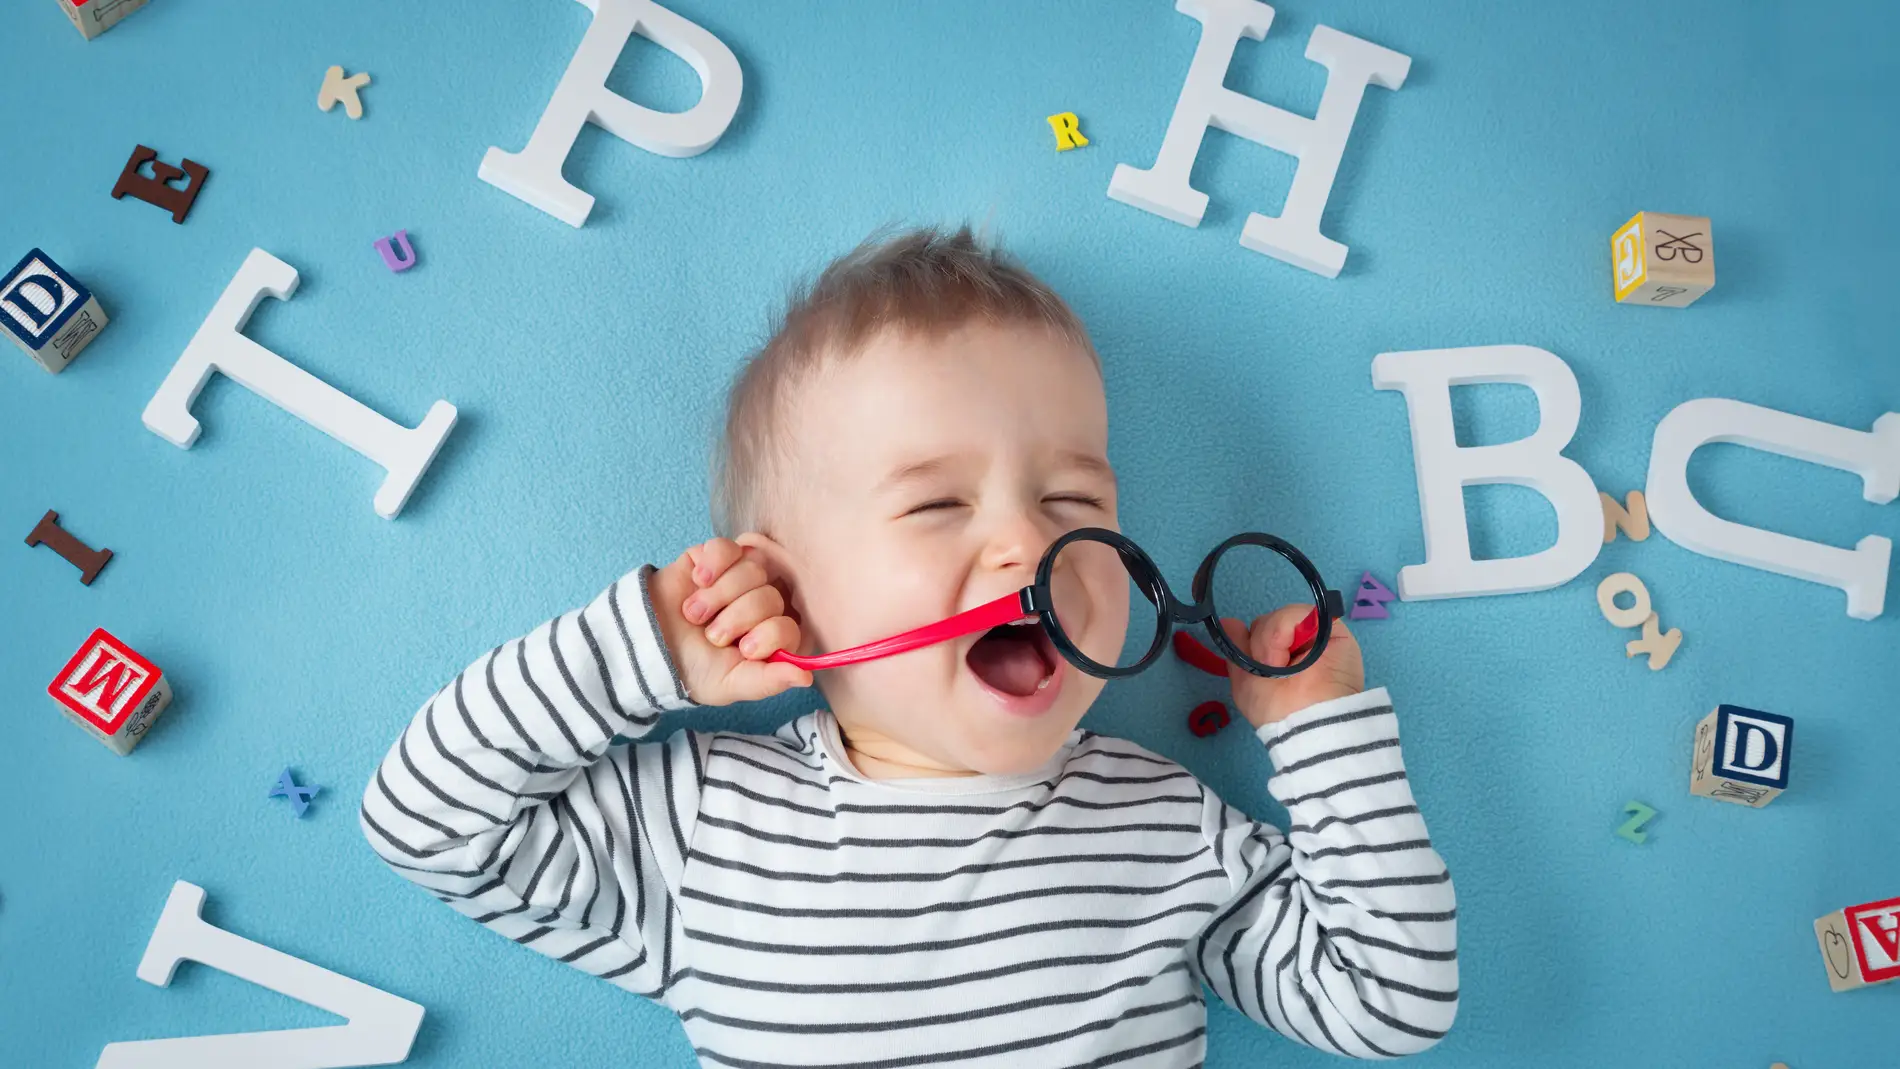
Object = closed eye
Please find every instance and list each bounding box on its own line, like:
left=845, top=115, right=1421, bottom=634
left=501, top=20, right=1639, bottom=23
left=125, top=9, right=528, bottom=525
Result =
left=1045, top=493, right=1106, bottom=509
left=902, top=498, right=966, bottom=516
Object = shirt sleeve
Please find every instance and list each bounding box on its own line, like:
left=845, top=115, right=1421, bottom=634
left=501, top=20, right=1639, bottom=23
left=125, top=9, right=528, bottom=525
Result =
left=359, top=564, right=709, bottom=1002
left=1188, top=688, right=1458, bottom=1058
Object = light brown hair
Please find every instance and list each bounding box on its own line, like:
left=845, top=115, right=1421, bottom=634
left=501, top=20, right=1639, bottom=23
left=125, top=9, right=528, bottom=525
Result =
left=713, top=226, right=1099, bottom=535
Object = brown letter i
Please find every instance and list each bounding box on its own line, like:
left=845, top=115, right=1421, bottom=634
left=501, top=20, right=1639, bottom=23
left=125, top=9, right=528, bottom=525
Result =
left=25, top=509, right=113, bottom=585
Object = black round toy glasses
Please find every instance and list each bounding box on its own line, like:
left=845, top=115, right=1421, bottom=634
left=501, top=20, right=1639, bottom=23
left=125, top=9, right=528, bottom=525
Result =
left=772, top=527, right=1345, bottom=679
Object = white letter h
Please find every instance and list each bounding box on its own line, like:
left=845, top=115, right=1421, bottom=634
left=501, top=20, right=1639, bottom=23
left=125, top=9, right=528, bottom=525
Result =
left=1109, top=0, right=1410, bottom=278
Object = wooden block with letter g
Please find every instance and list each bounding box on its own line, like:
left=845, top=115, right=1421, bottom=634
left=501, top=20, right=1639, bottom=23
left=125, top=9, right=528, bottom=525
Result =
left=1612, top=211, right=1714, bottom=307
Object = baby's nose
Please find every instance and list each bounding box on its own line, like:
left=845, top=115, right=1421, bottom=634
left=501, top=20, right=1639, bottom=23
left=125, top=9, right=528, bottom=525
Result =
left=979, top=513, right=1056, bottom=573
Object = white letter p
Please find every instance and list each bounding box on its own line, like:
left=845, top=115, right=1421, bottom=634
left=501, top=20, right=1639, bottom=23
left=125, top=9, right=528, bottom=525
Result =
left=480, top=0, right=743, bottom=227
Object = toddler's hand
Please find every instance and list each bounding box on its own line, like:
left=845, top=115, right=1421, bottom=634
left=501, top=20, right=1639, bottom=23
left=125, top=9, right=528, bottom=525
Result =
left=650, top=537, right=813, bottom=706
left=1221, top=606, right=1364, bottom=728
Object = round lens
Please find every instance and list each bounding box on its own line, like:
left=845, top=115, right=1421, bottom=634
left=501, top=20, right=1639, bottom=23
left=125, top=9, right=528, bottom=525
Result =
left=1204, top=539, right=1321, bottom=666
left=1047, top=534, right=1162, bottom=673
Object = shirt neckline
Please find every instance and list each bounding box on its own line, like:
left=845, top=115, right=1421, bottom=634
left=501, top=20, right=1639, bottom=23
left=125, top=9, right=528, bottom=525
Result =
left=812, top=710, right=1081, bottom=796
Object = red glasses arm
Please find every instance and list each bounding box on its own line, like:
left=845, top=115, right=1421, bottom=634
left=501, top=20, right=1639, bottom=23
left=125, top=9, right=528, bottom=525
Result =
left=1174, top=607, right=1323, bottom=676
left=1172, top=632, right=1229, bottom=677
left=768, top=589, right=1032, bottom=671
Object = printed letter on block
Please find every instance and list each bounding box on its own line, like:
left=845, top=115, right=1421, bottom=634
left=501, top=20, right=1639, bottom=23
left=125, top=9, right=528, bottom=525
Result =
left=48, top=628, right=172, bottom=756
left=1815, top=896, right=1900, bottom=992
left=1689, top=704, right=1793, bottom=808
left=2, top=248, right=110, bottom=373
left=1612, top=211, right=1714, bottom=308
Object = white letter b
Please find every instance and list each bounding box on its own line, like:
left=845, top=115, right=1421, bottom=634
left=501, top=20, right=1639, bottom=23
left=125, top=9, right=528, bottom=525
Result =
left=1372, top=345, right=1605, bottom=600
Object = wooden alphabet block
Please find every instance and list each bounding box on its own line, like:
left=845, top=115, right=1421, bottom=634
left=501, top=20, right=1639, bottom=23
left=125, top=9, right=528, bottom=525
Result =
left=1815, top=896, right=1900, bottom=992
left=1612, top=211, right=1714, bottom=308
left=1689, top=704, right=1792, bottom=808
left=48, top=628, right=172, bottom=755
left=2, top=248, right=109, bottom=373
left=55, top=0, right=149, bottom=40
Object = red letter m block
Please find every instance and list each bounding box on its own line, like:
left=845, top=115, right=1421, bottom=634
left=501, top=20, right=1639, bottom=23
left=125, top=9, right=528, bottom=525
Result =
left=50, top=628, right=160, bottom=736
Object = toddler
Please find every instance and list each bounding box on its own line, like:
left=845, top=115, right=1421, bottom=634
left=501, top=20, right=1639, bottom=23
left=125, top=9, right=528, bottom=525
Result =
left=362, top=228, right=1457, bottom=1065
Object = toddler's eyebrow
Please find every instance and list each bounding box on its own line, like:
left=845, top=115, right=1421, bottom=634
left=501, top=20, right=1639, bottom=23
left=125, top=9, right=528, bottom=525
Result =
left=1058, top=450, right=1118, bottom=486
left=878, top=455, right=958, bottom=493
left=877, top=451, right=1117, bottom=494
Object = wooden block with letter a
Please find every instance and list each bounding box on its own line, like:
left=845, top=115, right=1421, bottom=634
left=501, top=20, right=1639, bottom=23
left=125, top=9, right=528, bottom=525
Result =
left=48, top=628, right=172, bottom=754
left=55, top=0, right=149, bottom=39
left=1611, top=211, right=1714, bottom=308
left=1815, top=896, right=1900, bottom=992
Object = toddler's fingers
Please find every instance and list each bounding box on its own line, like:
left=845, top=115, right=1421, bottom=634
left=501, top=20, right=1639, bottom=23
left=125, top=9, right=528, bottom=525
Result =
left=1219, top=615, right=1284, bottom=673
left=685, top=537, right=745, bottom=588
left=1252, top=604, right=1316, bottom=668
left=1219, top=617, right=1252, bottom=660
left=735, top=615, right=800, bottom=661
left=705, top=586, right=785, bottom=647
left=683, top=553, right=770, bottom=625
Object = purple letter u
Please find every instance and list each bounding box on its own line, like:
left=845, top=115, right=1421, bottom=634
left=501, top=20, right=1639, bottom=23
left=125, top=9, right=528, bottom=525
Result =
left=374, top=230, right=417, bottom=273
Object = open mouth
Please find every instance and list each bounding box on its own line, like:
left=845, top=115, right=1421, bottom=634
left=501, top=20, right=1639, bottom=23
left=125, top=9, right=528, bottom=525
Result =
left=965, top=620, right=1059, bottom=697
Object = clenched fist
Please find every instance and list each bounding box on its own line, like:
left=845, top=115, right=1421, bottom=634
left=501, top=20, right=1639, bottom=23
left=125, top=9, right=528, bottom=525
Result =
left=649, top=536, right=813, bottom=706
left=1221, top=605, right=1364, bottom=728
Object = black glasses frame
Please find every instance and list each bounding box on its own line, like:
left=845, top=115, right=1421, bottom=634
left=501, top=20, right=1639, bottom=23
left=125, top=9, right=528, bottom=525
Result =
left=1019, top=527, right=1345, bottom=679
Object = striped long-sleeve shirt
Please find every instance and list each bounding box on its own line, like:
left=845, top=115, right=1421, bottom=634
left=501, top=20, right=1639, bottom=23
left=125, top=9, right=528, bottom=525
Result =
left=361, top=566, right=1458, bottom=1066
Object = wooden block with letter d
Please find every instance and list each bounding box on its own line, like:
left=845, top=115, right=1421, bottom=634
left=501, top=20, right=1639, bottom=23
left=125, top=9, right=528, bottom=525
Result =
left=54, top=0, right=149, bottom=39
left=1815, top=896, right=1900, bottom=992
left=2, top=248, right=109, bottom=373
left=1688, top=704, right=1792, bottom=808
left=1612, top=211, right=1714, bottom=307
left=47, top=628, right=172, bottom=755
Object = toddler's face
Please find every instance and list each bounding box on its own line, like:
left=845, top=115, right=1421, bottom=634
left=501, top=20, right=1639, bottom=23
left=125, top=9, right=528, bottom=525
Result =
left=769, top=321, right=1127, bottom=776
